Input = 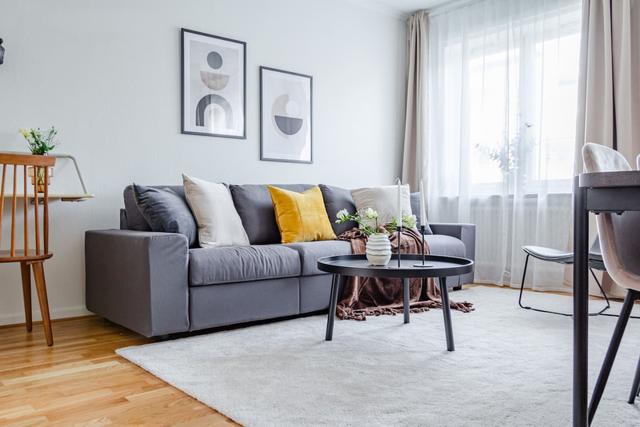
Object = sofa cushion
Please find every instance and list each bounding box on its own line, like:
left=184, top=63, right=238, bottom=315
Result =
left=351, top=185, right=412, bottom=226
left=410, top=192, right=433, bottom=235
left=425, top=234, right=465, bottom=257
left=133, top=184, right=198, bottom=247
left=319, top=184, right=357, bottom=236
left=183, top=175, right=250, bottom=247
left=269, top=186, right=336, bottom=244
left=229, top=184, right=313, bottom=245
left=123, top=185, right=185, bottom=231
left=188, top=244, right=301, bottom=286
left=285, top=240, right=352, bottom=276
left=124, top=186, right=151, bottom=231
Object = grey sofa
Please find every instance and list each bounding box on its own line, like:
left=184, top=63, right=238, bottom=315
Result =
left=85, top=184, right=475, bottom=337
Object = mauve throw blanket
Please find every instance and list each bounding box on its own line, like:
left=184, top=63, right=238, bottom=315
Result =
left=336, top=228, right=474, bottom=320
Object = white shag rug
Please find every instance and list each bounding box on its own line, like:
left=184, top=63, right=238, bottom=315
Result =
left=117, top=287, right=640, bottom=426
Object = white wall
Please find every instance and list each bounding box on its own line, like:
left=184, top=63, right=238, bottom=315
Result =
left=0, top=0, right=406, bottom=325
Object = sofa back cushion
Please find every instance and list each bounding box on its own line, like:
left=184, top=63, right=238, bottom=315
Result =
left=319, top=184, right=357, bottom=236
left=230, top=184, right=313, bottom=245
left=123, top=185, right=151, bottom=231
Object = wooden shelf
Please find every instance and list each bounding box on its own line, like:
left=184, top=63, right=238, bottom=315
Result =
left=3, top=193, right=95, bottom=202
left=1, top=154, right=93, bottom=203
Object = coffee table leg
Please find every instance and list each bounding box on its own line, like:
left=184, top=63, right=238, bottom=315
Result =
left=439, top=277, right=455, bottom=351
left=325, top=274, right=340, bottom=341
left=403, top=277, right=410, bottom=324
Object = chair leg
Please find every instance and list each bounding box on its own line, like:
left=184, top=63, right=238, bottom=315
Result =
left=628, top=354, right=640, bottom=404
left=590, top=268, right=611, bottom=315
left=518, top=254, right=572, bottom=317
left=32, top=262, right=53, bottom=346
left=518, top=254, right=530, bottom=309
left=588, top=289, right=638, bottom=424
left=20, top=262, right=32, bottom=332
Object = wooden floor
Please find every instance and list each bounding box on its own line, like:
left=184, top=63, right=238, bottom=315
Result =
left=0, top=316, right=238, bottom=426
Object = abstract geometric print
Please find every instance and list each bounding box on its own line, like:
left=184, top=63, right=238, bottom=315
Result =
left=260, top=67, right=312, bottom=163
left=181, top=29, right=245, bottom=138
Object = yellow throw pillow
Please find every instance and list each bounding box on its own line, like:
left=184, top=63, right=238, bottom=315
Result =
left=268, top=186, right=337, bottom=244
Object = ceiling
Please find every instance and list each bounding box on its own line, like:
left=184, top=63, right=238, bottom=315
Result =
left=347, top=0, right=455, bottom=17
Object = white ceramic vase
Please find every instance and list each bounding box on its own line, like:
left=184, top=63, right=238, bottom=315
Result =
left=366, top=233, right=392, bottom=266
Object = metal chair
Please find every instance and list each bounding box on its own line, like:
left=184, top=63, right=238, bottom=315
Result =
left=518, top=240, right=610, bottom=316
left=582, top=143, right=640, bottom=423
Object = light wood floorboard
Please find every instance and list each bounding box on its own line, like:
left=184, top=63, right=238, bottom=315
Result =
left=0, top=316, right=239, bottom=426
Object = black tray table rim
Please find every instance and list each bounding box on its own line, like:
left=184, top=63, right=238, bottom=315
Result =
left=317, top=254, right=474, bottom=279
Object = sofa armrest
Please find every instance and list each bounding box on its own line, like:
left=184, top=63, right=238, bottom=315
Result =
left=429, top=223, right=476, bottom=285
left=85, top=230, right=189, bottom=337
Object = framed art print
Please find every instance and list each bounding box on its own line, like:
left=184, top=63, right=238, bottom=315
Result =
left=260, top=67, right=312, bottom=163
left=181, top=28, right=246, bottom=139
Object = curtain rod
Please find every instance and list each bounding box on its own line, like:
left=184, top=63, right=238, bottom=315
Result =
left=422, top=0, right=478, bottom=18
left=422, top=0, right=580, bottom=18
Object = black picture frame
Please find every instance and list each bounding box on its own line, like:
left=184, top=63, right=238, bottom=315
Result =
left=181, top=28, right=246, bottom=139
left=260, top=66, right=313, bottom=164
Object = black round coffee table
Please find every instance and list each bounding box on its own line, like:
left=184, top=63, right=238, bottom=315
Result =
left=317, top=254, right=474, bottom=351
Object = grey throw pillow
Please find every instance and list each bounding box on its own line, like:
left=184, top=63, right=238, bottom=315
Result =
left=319, top=184, right=358, bottom=236
left=133, top=184, right=198, bottom=247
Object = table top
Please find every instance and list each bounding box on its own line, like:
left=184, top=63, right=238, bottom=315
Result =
left=317, top=254, right=474, bottom=279
left=579, top=171, right=640, bottom=188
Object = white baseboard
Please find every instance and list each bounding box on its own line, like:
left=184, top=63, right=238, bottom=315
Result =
left=0, top=306, right=91, bottom=326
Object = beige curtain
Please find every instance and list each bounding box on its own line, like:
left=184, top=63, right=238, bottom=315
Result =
left=401, top=11, right=428, bottom=190
left=574, top=0, right=640, bottom=297
left=575, top=0, right=640, bottom=170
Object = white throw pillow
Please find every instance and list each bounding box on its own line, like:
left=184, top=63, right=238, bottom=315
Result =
left=182, top=174, right=250, bottom=247
left=351, top=185, right=413, bottom=226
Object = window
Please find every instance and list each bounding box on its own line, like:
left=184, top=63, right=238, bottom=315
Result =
left=426, top=0, right=582, bottom=289
left=429, top=1, right=582, bottom=196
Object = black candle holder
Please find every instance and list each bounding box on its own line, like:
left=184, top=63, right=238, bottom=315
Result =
left=413, top=224, right=433, bottom=268
left=397, top=225, right=402, bottom=268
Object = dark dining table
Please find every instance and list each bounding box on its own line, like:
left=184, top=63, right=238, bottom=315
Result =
left=573, top=171, right=640, bottom=426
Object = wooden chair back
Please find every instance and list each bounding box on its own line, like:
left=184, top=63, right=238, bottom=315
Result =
left=0, top=152, right=56, bottom=261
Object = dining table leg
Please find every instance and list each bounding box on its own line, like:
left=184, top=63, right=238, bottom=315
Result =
left=573, top=177, right=589, bottom=426
left=439, top=277, right=455, bottom=351
left=325, top=274, right=340, bottom=341
left=403, top=277, right=410, bottom=324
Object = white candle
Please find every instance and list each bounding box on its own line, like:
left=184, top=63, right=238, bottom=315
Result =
left=397, top=178, right=402, bottom=229
left=419, top=180, right=427, bottom=229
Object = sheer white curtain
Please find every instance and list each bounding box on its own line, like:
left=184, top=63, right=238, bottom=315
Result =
left=426, top=0, right=582, bottom=290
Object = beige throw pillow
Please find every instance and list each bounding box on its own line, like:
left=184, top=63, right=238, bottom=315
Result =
left=351, top=185, right=412, bottom=226
left=182, top=174, right=250, bottom=247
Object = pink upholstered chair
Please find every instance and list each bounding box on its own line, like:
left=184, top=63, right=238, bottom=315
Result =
left=582, top=143, right=640, bottom=423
